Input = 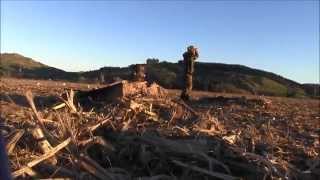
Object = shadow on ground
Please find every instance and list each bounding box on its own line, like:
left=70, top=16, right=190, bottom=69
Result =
left=0, top=93, right=60, bottom=110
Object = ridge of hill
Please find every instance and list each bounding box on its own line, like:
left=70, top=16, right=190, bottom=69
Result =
left=0, top=53, right=79, bottom=81
left=1, top=53, right=318, bottom=97
left=1, top=53, right=47, bottom=69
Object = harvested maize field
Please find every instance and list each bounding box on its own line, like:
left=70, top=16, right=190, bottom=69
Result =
left=0, top=78, right=319, bottom=180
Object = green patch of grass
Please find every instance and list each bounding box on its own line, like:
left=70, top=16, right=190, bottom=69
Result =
left=258, top=77, right=288, bottom=96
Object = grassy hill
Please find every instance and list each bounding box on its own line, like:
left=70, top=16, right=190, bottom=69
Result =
left=1, top=53, right=317, bottom=97
left=1, top=53, right=47, bottom=71
left=0, top=53, right=80, bottom=81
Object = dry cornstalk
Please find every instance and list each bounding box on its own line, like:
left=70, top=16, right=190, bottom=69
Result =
left=5, top=129, right=24, bottom=154
left=12, top=137, right=71, bottom=178
left=60, top=89, right=77, bottom=113
left=129, top=100, right=158, bottom=121
left=41, top=118, right=61, bottom=127
left=31, top=127, right=57, bottom=165
left=130, top=100, right=143, bottom=111
left=24, top=167, right=38, bottom=177
left=26, top=90, right=59, bottom=150
left=194, top=125, right=220, bottom=136
left=173, top=126, right=190, bottom=136
left=25, top=90, right=57, bottom=142
left=25, top=90, right=45, bottom=129
left=52, top=103, right=66, bottom=110
left=87, top=117, right=112, bottom=132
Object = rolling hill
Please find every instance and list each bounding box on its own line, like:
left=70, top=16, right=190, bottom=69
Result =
left=1, top=53, right=318, bottom=97
left=0, top=53, right=80, bottom=81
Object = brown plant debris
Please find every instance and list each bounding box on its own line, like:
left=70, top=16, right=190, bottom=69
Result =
left=0, top=78, right=319, bottom=180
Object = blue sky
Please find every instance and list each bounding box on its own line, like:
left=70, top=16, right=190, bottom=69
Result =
left=1, top=0, right=319, bottom=83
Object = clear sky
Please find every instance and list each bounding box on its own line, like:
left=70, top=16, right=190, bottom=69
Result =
left=1, top=0, right=319, bottom=83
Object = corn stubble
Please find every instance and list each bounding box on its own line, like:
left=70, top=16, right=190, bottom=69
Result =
left=0, top=78, right=319, bottom=180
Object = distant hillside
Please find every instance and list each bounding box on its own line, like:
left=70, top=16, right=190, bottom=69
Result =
left=303, top=84, right=320, bottom=98
left=1, top=53, right=47, bottom=69
left=1, top=53, right=317, bottom=97
left=0, top=53, right=80, bottom=81
left=84, top=62, right=307, bottom=97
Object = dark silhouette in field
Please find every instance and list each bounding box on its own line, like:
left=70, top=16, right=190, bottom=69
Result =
left=181, top=45, right=199, bottom=101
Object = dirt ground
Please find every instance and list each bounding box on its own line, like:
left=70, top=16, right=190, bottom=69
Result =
left=1, top=78, right=319, bottom=180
